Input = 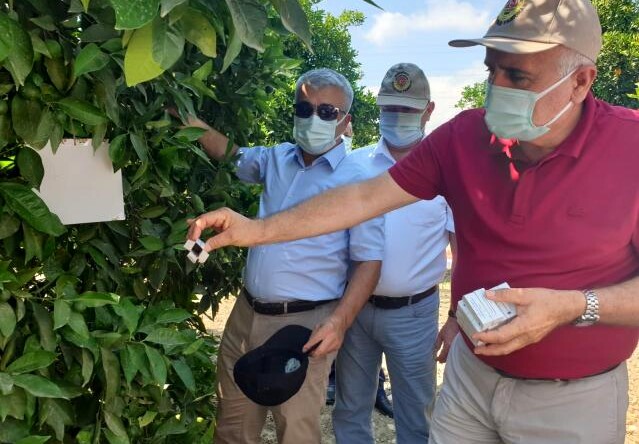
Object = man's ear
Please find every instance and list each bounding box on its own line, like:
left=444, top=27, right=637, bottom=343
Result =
left=338, top=114, right=352, bottom=135
left=572, top=66, right=597, bottom=104
left=423, top=101, right=435, bottom=125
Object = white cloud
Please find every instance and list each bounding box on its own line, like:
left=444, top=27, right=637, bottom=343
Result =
left=365, top=0, right=491, bottom=46
left=426, top=61, right=487, bottom=131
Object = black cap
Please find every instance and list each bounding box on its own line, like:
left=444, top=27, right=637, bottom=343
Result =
left=233, top=325, right=313, bottom=406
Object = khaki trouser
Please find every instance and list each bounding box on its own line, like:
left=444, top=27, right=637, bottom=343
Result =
left=430, top=335, right=628, bottom=444
left=214, top=293, right=337, bottom=444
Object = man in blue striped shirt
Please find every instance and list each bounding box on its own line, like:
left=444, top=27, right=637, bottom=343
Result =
left=185, top=68, right=384, bottom=444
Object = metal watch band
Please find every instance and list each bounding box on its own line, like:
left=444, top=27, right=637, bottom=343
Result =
left=575, top=289, right=600, bottom=325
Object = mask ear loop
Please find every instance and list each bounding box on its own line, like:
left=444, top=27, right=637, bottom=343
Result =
left=533, top=68, right=578, bottom=128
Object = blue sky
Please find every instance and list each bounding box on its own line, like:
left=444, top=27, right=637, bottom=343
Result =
left=318, top=0, right=507, bottom=130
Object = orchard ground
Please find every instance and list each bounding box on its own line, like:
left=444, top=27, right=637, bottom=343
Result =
left=204, top=276, right=639, bottom=443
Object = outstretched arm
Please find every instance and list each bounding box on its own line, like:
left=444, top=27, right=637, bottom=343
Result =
left=187, top=171, right=419, bottom=250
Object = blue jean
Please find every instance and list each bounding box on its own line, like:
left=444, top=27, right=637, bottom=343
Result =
left=333, top=291, right=439, bottom=443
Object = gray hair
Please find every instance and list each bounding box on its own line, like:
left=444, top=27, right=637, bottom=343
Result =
left=295, top=68, right=354, bottom=113
left=557, top=46, right=594, bottom=77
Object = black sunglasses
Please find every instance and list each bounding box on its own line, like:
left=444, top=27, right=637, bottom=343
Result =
left=293, top=101, right=344, bottom=121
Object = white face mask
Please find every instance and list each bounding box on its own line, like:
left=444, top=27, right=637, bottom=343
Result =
left=484, top=69, right=576, bottom=141
left=342, top=136, right=353, bottom=151
left=379, top=111, right=425, bottom=148
left=293, top=115, right=345, bottom=156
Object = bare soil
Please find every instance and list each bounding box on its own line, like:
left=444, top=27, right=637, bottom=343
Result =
left=204, top=279, right=639, bottom=443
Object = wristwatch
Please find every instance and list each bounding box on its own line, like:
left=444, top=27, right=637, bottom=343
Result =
left=573, top=289, right=600, bottom=327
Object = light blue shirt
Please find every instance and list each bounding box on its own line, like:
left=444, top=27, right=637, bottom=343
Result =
left=350, top=139, right=454, bottom=297
left=236, top=142, right=384, bottom=302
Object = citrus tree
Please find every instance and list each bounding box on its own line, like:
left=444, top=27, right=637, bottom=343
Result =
left=0, top=0, right=315, bottom=441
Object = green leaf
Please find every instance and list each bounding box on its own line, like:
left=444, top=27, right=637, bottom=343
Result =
left=139, top=235, right=164, bottom=252
left=174, top=127, right=206, bottom=141
left=73, top=291, right=120, bottom=307
left=222, top=26, right=243, bottom=73
left=156, top=308, right=191, bottom=324
left=40, top=398, right=73, bottom=441
left=0, top=302, right=16, bottom=337
left=269, top=0, right=312, bottom=49
left=138, top=410, right=157, bottom=428
left=56, top=98, right=107, bottom=126
left=129, top=132, right=148, bottom=161
left=31, top=108, right=56, bottom=150
left=144, top=345, right=166, bottom=388
left=22, top=223, right=44, bottom=262
left=68, top=311, right=90, bottom=338
left=124, top=22, right=164, bottom=86
left=112, top=298, right=140, bottom=334
left=80, top=0, right=90, bottom=12
left=0, top=418, right=30, bottom=443
left=180, top=8, right=217, bottom=57
left=111, top=0, right=160, bottom=30
left=104, top=411, right=129, bottom=441
left=0, top=213, right=20, bottom=240
left=108, top=134, right=127, bottom=171
left=144, top=328, right=192, bottom=347
left=101, top=347, right=120, bottom=409
left=13, top=374, right=68, bottom=398
left=0, top=389, right=26, bottom=421
left=161, top=0, right=187, bottom=17
left=16, top=436, right=51, bottom=444
left=151, top=18, right=184, bottom=69
left=0, top=183, right=65, bottom=236
left=0, top=373, right=13, bottom=395
left=192, top=60, right=213, bottom=81
left=11, top=96, right=43, bottom=144
left=81, top=349, right=93, bottom=387
left=121, top=345, right=140, bottom=385
left=172, top=357, right=195, bottom=392
left=17, top=147, right=44, bottom=190
left=0, top=12, right=34, bottom=85
left=223, top=0, right=267, bottom=51
left=31, top=302, right=56, bottom=352
left=6, top=351, right=56, bottom=374
left=61, top=327, right=99, bottom=359
left=74, top=43, right=110, bottom=77
left=53, top=299, right=71, bottom=329
left=148, top=257, right=168, bottom=289
left=139, top=205, right=167, bottom=218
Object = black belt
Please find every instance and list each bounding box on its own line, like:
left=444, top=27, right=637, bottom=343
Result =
left=495, top=363, right=620, bottom=382
left=369, top=285, right=438, bottom=309
left=243, top=288, right=336, bottom=315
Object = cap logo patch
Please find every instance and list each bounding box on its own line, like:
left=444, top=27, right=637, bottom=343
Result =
left=392, top=72, right=411, bottom=92
left=496, top=0, right=526, bottom=25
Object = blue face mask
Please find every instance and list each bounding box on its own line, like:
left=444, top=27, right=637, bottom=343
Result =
left=484, top=70, right=576, bottom=141
left=379, top=111, right=425, bottom=148
left=293, top=115, right=346, bottom=156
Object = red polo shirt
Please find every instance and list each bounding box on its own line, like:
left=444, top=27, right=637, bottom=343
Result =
left=389, top=93, right=639, bottom=379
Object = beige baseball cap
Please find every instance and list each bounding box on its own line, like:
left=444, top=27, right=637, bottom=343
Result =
left=376, top=63, right=430, bottom=110
left=449, top=0, right=602, bottom=63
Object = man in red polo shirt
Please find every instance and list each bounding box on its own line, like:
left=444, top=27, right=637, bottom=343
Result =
left=186, top=0, right=639, bottom=441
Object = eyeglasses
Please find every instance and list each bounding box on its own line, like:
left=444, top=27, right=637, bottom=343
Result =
left=293, top=101, right=344, bottom=121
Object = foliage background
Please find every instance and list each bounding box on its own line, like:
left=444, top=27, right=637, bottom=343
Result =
left=0, top=0, right=340, bottom=441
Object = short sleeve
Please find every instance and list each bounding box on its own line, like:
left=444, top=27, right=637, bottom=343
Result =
left=444, top=200, right=455, bottom=233
left=235, top=146, right=269, bottom=184
left=348, top=214, right=385, bottom=262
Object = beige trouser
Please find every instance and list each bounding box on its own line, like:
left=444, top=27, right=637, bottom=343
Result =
left=214, top=293, right=337, bottom=444
left=430, top=335, right=628, bottom=444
